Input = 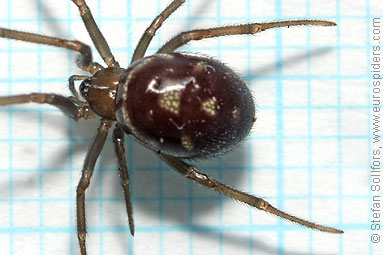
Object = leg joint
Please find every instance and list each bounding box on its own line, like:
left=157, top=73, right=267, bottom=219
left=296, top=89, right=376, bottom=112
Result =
left=187, top=167, right=216, bottom=188
left=29, top=93, right=52, bottom=104
left=77, top=230, right=87, bottom=241
left=120, top=178, right=130, bottom=188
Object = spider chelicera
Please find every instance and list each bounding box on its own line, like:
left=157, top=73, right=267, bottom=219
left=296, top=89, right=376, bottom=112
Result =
left=0, top=0, right=343, bottom=254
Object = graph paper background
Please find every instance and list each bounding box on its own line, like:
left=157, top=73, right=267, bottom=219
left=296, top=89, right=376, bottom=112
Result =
left=0, top=0, right=381, bottom=254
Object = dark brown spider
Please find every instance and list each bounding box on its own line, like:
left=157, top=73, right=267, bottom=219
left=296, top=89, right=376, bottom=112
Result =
left=0, top=0, right=343, bottom=254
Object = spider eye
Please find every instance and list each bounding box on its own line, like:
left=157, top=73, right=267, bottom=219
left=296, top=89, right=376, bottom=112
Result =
left=79, top=78, right=91, bottom=98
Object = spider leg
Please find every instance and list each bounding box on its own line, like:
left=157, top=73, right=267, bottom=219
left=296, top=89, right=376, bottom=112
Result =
left=77, top=119, right=113, bottom=255
left=0, top=28, right=102, bottom=74
left=159, top=154, right=343, bottom=234
left=71, top=0, right=119, bottom=68
left=0, top=93, right=96, bottom=120
left=130, top=0, right=186, bottom=63
left=113, top=125, right=135, bottom=236
left=157, top=20, right=336, bottom=53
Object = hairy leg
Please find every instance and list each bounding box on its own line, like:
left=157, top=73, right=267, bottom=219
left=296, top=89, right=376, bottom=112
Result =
left=71, top=0, right=119, bottom=68
left=76, top=119, right=113, bottom=255
left=113, top=125, right=135, bottom=235
left=0, top=28, right=102, bottom=73
left=130, top=0, right=186, bottom=63
left=160, top=154, right=343, bottom=234
left=0, top=93, right=95, bottom=120
left=158, top=20, right=336, bottom=53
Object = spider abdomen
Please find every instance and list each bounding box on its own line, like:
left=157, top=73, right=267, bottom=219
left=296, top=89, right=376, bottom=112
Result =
left=116, top=52, right=255, bottom=158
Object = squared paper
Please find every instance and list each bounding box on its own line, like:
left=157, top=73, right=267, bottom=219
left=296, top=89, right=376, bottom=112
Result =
left=0, top=0, right=380, bottom=254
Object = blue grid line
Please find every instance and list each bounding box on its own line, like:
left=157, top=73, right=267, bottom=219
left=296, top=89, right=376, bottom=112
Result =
left=0, top=163, right=371, bottom=173
left=246, top=1, right=253, bottom=254
left=2, top=14, right=382, bottom=23
left=0, top=73, right=374, bottom=83
left=0, top=45, right=376, bottom=55
left=216, top=1, right=224, bottom=255
left=36, top=0, right=43, bottom=252
left=96, top=1, right=104, bottom=254
left=0, top=0, right=373, bottom=254
left=7, top=0, right=14, bottom=254
left=185, top=0, right=193, bottom=253
left=306, top=0, right=314, bottom=253
left=126, top=0, right=134, bottom=253
left=184, top=1, right=194, bottom=254
left=0, top=104, right=373, bottom=112
left=157, top=2, right=164, bottom=255
left=335, top=2, right=344, bottom=254
left=2, top=193, right=370, bottom=204
left=366, top=0, right=372, bottom=255
left=0, top=191, right=371, bottom=202
left=0, top=133, right=375, bottom=141
left=0, top=221, right=369, bottom=234
left=3, top=223, right=368, bottom=235
left=66, top=0, right=75, bottom=253
left=274, top=0, right=285, bottom=254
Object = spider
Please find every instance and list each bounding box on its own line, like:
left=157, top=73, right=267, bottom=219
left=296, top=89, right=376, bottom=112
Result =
left=0, top=0, right=343, bottom=254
